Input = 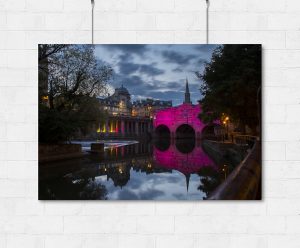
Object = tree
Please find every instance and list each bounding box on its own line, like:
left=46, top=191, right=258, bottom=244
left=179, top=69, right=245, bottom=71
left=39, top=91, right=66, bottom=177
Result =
left=38, top=45, right=68, bottom=107
left=197, top=45, right=261, bottom=134
left=44, top=45, right=112, bottom=109
left=197, top=166, right=222, bottom=199
left=38, top=45, right=113, bottom=143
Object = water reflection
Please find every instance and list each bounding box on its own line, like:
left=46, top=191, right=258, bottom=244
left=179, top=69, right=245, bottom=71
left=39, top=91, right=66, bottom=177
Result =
left=39, top=139, right=235, bottom=200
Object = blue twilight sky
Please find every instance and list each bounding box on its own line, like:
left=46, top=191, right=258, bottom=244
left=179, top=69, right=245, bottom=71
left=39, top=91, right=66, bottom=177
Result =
left=94, top=44, right=219, bottom=106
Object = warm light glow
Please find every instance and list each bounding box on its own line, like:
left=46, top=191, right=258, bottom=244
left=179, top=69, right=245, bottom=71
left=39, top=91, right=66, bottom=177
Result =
left=97, top=123, right=106, bottom=133
left=42, top=95, right=48, bottom=101
left=118, top=168, right=123, bottom=174
left=132, top=109, right=137, bottom=117
left=109, top=122, right=115, bottom=132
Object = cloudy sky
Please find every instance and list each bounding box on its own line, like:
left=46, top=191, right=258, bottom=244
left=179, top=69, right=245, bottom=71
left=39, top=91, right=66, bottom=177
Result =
left=95, top=44, right=219, bottom=106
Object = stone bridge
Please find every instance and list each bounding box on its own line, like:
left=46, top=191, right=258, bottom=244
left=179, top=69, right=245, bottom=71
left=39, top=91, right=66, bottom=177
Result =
left=153, top=103, right=209, bottom=140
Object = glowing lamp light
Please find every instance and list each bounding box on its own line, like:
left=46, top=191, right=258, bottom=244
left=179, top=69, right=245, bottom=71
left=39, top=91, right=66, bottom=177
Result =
left=42, top=95, right=49, bottom=101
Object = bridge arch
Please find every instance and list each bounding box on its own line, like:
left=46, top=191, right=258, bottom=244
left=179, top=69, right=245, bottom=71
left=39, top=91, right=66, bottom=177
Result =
left=175, top=139, right=195, bottom=153
left=155, top=124, right=171, bottom=139
left=175, top=124, right=195, bottom=139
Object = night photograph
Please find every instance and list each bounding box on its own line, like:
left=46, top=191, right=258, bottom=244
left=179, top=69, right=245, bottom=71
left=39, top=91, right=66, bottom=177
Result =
left=38, top=44, right=261, bottom=200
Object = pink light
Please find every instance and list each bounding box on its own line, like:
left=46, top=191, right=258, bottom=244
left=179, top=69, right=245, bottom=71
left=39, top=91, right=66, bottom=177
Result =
left=154, top=103, right=208, bottom=135
left=153, top=144, right=216, bottom=174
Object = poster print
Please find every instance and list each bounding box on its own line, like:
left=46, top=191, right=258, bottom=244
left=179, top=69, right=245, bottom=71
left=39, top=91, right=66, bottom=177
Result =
left=38, top=44, right=261, bottom=200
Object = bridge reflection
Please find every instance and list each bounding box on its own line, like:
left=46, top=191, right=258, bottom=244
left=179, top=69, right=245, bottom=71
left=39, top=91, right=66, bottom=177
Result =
left=153, top=139, right=215, bottom=174
left=93, top=139, right=216, bottom=190
left=39, top=139, right=220, bottom=200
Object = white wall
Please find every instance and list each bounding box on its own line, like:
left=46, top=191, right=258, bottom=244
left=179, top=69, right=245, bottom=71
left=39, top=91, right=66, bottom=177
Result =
left=0, top=0, right=300, bottom=247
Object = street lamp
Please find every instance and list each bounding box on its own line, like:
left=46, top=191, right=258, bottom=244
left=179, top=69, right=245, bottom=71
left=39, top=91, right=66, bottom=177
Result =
left=222, top=115, right=230, bottom=141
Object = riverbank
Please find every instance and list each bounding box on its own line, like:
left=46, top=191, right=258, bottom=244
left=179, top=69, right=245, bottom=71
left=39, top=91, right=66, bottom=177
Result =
left=39, top=144, right=83, bottom=163
left=204, top=139, right=261, bottom=200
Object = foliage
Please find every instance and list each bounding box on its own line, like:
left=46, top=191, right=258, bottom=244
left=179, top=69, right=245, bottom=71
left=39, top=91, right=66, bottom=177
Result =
left=39, top=105, right=77, bottom=143
left=38, top=45, right=112, bottom=143
left=39, top=97, right=108, bottom=143
left=197, top=45, right=261, bottom=133
left=198, top=166, right=222, bottom=199
left=39, top=176, right=108, bottom=200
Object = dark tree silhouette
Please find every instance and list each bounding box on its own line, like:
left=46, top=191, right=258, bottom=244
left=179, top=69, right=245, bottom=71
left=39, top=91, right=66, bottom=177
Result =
left=196, top=45, right=261, bottom=134
left=38, top=45, right=112, bottom=142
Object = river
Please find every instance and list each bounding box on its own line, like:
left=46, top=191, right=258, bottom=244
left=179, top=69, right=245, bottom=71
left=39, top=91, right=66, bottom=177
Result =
left=39, top=139, right=238, bottom=200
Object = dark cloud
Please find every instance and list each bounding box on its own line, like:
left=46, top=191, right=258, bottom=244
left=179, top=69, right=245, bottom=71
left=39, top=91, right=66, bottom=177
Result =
left=118, top=61, right=165, bottom=76
left=172, top=67, right=183, bottom=73
left=112, top=74, right=156, bottom=99
left=109, top=44, right=149, bottom=55
left=127, top=83, right=156, bottom=96
left=111, top=77, right=182, bottom=102
left=161, top=50, right=197, bottom=65
left=172, top=193, right=186, bottom=200
left=117, top=189, right=139, bottom=200
left=165, top=176, right=181, bottom=184
left=194, top=44, right=219, bottom=53
left=95, top=44, right=219, bottom=105
left=128, top=75, right=144, bottom=86
left=139, top=64, right=164, bottom=76
left=138, top=189, right=165, bottom=200
left=118, top=62, right=140, bottom=75
left=165, top=81, right=184, bottom=90
left=148, top=90, right=183, bottom=102
left=119, top=53, right=134, bottom=62
left=113, top=74, right=144, bottom=88
left=197, top=58, right=208, bottom=64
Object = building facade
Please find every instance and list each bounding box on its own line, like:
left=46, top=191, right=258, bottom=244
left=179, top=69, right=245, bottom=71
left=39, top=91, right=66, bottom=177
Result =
left=132, top=98, right=172, bottom=118
left=99, top=85, right=132, bottom=117
left=97, top=85, right=172, bottom=138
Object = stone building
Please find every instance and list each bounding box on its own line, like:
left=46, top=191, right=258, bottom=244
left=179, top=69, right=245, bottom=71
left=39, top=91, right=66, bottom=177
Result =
left=132, top=98, right=172, bottom=118
left=98, top=85, right=132, bottom=117
left=97, top=85, right=172, bottom=138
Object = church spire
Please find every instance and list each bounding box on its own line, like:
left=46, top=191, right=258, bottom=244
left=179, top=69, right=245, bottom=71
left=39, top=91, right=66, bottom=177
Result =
left=185, top=174, right=190, bottom=192
left=184, top=77, right=192, bottom=104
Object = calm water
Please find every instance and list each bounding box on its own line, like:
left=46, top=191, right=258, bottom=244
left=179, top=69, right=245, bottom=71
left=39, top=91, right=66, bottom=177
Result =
left=39, top=139, right=238, bottom=200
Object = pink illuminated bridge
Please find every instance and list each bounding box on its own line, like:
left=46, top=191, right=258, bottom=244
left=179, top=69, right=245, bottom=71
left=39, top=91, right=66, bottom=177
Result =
left=153, top=103, right=214, bottom=139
